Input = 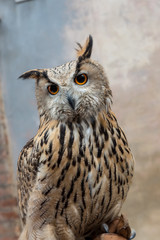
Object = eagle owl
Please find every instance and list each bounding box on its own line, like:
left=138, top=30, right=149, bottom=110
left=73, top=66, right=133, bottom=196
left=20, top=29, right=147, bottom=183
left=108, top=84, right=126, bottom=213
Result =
left=17, top=36, right=134, bottom=240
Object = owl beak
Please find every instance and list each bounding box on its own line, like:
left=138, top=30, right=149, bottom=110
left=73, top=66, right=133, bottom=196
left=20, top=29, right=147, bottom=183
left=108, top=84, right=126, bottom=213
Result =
left=67, top=95, right=75, bottom=110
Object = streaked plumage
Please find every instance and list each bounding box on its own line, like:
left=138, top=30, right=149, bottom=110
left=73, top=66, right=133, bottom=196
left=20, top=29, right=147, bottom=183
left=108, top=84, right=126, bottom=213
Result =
left=17, top=36, right=134, bottom=240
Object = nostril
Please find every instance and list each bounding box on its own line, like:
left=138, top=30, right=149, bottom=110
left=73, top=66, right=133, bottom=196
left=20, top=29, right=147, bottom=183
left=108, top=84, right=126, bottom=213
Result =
left=67, top=96, right=75, bottom=110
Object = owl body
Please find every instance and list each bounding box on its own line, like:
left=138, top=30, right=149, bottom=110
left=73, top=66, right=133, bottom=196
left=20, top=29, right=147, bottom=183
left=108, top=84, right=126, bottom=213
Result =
left=17, top=36, right=134, bottom=240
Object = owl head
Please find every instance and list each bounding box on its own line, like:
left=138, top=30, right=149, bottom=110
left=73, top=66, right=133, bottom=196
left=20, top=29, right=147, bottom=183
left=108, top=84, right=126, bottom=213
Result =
left=19, top=36, right=112, bottom=123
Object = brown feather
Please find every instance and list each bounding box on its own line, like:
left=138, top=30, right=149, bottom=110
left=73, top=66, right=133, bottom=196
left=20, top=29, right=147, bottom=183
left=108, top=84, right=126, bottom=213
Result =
left=19, top=69, right=46, bottom=80
left=76, top=35, right=93, bottom=59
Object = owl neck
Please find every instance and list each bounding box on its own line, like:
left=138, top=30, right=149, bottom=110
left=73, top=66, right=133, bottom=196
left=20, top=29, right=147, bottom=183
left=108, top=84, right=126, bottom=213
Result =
left=38, top=108, right=113, bottom=130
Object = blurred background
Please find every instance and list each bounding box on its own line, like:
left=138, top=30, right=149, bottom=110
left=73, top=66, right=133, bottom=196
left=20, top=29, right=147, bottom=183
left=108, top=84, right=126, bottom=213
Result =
left=0, top=0, right=160, bottom=239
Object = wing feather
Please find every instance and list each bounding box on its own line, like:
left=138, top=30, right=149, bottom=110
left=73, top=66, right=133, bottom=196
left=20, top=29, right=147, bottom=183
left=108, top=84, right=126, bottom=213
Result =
left=17, top=137, right=40, bottom=224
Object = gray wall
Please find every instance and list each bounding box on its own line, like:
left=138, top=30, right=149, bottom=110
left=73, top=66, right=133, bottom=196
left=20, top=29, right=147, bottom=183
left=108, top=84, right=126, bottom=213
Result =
left=0, top=0, right=68, bottom=171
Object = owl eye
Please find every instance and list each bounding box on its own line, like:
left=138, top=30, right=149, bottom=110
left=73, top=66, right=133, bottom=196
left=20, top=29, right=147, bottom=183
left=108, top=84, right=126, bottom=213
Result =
left=47, top=84, right=59, bottom=95
left=74, top=73, right=88, bottom=85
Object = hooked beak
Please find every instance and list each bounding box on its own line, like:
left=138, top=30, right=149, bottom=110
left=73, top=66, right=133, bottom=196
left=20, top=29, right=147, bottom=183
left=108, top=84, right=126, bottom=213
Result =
left=67, top=95, right=75, bottom=110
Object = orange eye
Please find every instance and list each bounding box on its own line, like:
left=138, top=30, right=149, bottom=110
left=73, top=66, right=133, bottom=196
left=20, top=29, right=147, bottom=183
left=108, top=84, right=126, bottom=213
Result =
left=74, top=73, right=88, bottom=85
left=47, top=84, right=59, bottom=95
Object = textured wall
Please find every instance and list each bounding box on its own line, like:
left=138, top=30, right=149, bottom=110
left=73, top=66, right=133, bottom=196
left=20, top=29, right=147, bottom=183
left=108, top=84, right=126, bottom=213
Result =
left=0, top=80, right=20, bottom=239
left=0, top=0, right=159, bottom=239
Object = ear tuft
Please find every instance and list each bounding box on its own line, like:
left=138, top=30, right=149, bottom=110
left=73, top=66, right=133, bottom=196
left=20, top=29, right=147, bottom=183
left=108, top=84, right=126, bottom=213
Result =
left=19, top=69, right=44, bottom=80
left=76, top=35, right=93, bottom=59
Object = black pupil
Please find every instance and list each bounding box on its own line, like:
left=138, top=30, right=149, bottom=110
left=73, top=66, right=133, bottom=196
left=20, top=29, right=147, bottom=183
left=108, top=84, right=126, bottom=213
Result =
left=77, top=74, right=86, bottom=83
left=50, top=84, right=58, bottom=93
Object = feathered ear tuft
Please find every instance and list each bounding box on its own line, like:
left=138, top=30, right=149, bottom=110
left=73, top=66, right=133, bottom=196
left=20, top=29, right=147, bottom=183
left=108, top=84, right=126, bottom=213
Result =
left=76, top=35, right=93, bottom=59
left=19, top=69, right=44, bottom=80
